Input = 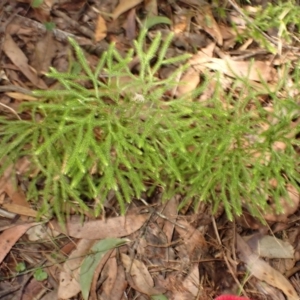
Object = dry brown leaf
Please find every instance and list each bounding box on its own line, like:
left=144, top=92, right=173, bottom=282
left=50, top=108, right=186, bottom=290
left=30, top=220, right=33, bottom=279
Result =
left=253, top=280, right=287, bottom=300
left=124, top=7, right=137, bottom=41
left=31, top=31, right=57, bottom=75
left=32, top=0, right=55, bottom=23
left=59, top=0, right=87, bottom=11
left=0, top=158, right=31, bottom=195
left=176, top=68, right=200, bottom=97
left=263, top=184, right=299, bottom=222
left=237, top=35, right=254, bottom=51
left=21, top=277, right=49, bottom=300
left=121, top=253, right=165, bottom=295
left=245, top=233, right=294, bottom=259
left=144, top=0, right=158, bottom=16
left=194, top=6, right=223, bottom=45
left=38, top=290, right=58, bottom=300
left=228, top=11, right=247, bottom=29
left=189, top=43, right=215, bottom=71
left=108, top=264, right=128, bottom=300
left=173, top=12, right=189, bottom=33
left=204, top=58, right=276, bottom=82
left=100, top=256, right=118, bottom=298
left=2, top=178, right=30, bottom=206
left=237, top=234, right=298, bottom=300
left=218, top=23, right=237, bottom=40
left=5, top=92, right=37, bottom=101
left=176, top=43, right=215, bottom=97
left=58, top=239, right=95, bottom=299
left=112, top=0, right=143, bottom=20
left=176, top=219, right=208, bottom=260
left=184, top=265, right=200, bottom=294
left=90, top=249, right=115, bottom=300
left=26, top=224, right=60, bottom=241
left=6, top=23, right=33, bottom=36
left=51, top=213, right=149, bottom=238
left=3, top=34, right=47, bottom=89
left=1, top=203, right=37, bottom=218
left=1, top=176, right=38, bottom=218
left=162, top=196, right=179, bottom=243
left=3, top=177, right=30, bottom=207
left=0, top=223, right=37, bottom=264
left=94, top=15, right=107, bottom=42
left=173, top=264, right=199, bottom=300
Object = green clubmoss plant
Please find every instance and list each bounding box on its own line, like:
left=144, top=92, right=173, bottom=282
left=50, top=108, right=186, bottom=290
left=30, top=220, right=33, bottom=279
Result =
left=0, top=29, right=299, bottom=223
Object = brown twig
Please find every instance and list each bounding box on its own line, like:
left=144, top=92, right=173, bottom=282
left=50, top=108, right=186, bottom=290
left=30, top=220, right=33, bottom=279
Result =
left=52, top=9, right=95, bottom=40
left=211, top=215, right=249, bottom=298
left=0, top=85, right=33, bottom=95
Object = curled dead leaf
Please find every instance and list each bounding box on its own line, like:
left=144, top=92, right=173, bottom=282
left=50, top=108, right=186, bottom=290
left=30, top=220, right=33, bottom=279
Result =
left=3, top=34, right=47, bottom=89
left=263, top=184, right=299, bottom=222
left=95, top=15, right=107, bottom=42
left=112, top=0, right=143, bottom=20
left=176, top=43, right=215, bottom=98
left=194, top=6, right=223, bottom=45
left=176, top=68, right=200, bottom=97
left=204, top=58, right=277, bottom=82
left=121, top=253, right=165, bottom=295
left=175, top=219, right=208, bottom=260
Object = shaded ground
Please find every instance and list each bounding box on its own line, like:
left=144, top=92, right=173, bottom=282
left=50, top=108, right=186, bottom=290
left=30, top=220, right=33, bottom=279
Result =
left=1, top=0, right=300, bottom=299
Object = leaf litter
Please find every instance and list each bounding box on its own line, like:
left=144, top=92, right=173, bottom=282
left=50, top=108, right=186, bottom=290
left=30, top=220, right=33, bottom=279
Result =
left=0, top=0, right=300, bottom=299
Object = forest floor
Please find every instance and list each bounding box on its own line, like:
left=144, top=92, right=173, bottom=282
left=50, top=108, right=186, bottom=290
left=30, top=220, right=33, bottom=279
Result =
left=1, top=0, right=300, bottom=299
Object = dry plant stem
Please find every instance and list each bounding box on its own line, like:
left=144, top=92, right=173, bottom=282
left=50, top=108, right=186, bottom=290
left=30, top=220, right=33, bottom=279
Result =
left=211, top=216, right=248, bottom=298
left=0, top=85, right=33, bottom=95
left=52, top=9, right=95, bottom=39
left=12, top=14, right=76, bottom=42
left=230, top=50, right=269, bottom=61
left=146, top=239, right=181, bottom=248
left=0, top=208, right=17, bottom=219
left=139, top=198, right=186, bottom=229
left=231, top=220, right=238, bottom=266
left=127, top=213, right=152, bottom=273
left=0, top=102, right=21, bottom=120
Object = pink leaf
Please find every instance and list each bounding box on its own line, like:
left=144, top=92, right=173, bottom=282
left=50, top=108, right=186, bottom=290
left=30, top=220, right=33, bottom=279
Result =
left=215, top=295, right=250, bottom=300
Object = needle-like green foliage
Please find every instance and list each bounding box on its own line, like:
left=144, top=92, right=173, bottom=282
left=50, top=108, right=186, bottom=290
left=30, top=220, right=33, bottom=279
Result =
left=0, top=29, right=299, bottom=223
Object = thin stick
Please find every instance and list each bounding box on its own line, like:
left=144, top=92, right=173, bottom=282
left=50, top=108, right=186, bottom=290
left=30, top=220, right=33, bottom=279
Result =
left=0, top=102, right=21, bottom=120
left=211, top=215, right=249, bottom=298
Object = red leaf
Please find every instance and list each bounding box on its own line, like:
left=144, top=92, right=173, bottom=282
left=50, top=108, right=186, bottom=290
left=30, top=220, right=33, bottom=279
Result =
left=215, top=295, right=250, bottom=300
